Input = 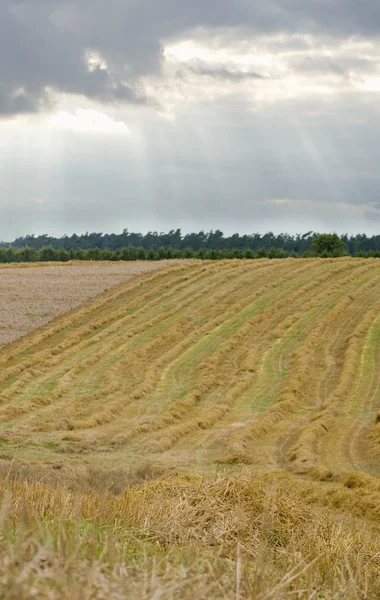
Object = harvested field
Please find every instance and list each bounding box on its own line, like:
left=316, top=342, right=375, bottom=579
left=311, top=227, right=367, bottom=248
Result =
left=1, top=258, right=380, bottom=599
left=0, top=260, right=186, bottom=347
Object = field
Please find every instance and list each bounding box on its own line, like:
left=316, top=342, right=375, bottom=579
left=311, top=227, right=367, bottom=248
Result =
left=1, top=258, right=380, bottom=598
left=0, top=260, right=182, bottom=347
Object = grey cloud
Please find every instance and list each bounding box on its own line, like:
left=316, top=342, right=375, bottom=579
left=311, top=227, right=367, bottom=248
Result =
left=2, top=91, right=380, bottom=240
left=179, top=59, right=264, bottom=81
left=0, top=85, right=50, bottom=115
left=364, top=210, right=380, bottom=221
left=0, top=2, right=149, bottom=116
left=2, top=0, right=380, bottom=115
left=289, top=56, right=348, bottom=77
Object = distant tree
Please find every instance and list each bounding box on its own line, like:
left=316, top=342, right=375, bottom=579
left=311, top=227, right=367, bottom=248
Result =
left=7, top=228, right=380, bottom=259
left=275, top=248, right=288, bottom=259
left=183, top=247, right=195, bottom=259
left=312, top=234, right=346, bottom=257
left=206, top=249, right=218, bottom=260
left=88, top=247, right=101, bottom=261
left=244, top=248, right=254, bottom=259
left=18, top=246, right=37, bottom=262
left=136, top=247, right=146, bottom=260
left=256, top=248, right=267, bottom=258
left=57, top=248, right=70, bottom=262
left=39, top=246, right=57, bottom=262
left=231, top=248, right=244, bottom=259
left=157, top=246, right=168, bottom=260
left=146, top=248, right=158, bottom=260
left=100, top=248, right=112, bottom=261
left=120, top=247, right=132, bottom=261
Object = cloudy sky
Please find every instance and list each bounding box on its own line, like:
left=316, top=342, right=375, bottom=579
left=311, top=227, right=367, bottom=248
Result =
left=1, top=0, right=380, bottom=241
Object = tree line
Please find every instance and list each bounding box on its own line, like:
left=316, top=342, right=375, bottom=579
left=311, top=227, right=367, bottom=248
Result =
left=3, top=230, right=380, bottom=256
left=0, top=233, right=379, bottom=263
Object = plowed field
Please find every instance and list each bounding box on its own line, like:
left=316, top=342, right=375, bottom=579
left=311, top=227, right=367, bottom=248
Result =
left=1, top=258, right=380, bottom=599
left=0, top=260, right=184, bottom=347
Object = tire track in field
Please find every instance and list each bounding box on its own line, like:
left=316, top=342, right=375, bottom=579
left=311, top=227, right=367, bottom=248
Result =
left=275, top=270, right=380, bottom=471
left=277, top=282, right=380, bottom=474
left=317, top=315, right=380, bottom=477
left=282, top=278, right=380, bottom=476
left=232, top=261, right=377, bottom=421
left=226, top=263, right=380, bottom=468
left=129, top=261, right=363, bottom=455
left=219, top=263, right=380, bottom=469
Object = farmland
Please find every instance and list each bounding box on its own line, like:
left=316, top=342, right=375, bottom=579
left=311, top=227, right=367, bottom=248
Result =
left=1, top=258, right=380, bottom=598
left=0, top=260, right=184, bottom=347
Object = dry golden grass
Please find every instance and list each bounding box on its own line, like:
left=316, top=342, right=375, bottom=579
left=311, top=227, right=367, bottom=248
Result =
left=0, top=258, right=380, bottom=598
left=0, top=260, right=189, bottom=347
left=1, top=472, right=380, bottom=599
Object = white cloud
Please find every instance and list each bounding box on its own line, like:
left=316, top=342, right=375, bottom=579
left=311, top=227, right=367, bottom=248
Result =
left=154, top=33, right=380, bottom=112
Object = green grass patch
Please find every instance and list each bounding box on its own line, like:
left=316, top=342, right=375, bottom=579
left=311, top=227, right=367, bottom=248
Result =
left=42, top=441, right=57, bottom=451
left=0, top=377, right=16, bottom=393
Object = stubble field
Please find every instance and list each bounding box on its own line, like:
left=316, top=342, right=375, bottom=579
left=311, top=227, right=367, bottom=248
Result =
left=0, top=258, right=380, bottom=599
left=0, top=260, right=183, bottom=347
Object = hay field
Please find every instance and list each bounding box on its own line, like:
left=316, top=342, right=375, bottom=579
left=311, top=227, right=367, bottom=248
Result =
left=0, top=260, right=183, bottom=347
left=1, top=258, right=380, bottom=598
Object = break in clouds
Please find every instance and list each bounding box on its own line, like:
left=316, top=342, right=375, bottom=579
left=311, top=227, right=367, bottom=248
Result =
left=1, top=0, right=380, bottom=239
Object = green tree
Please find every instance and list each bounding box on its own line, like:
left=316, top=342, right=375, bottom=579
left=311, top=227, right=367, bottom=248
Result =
left=136, top=247, right=147, bottom=260
left=312, top=234, right=346, bottom=257
left=256, top=248, right=267, bottom=258
left=157, top=247, right=167, bottom=260
left=195, top=249, right=205, bottom=260
left=39, top=246, right=57, bottom=262
left=18, top=246, right=37, bottom=262
left=183, top=247, right=194, bottom=259
left=231, top=248, right=243, bottom=259
left=58, top=248, right=70, bottom=262
left=120, top=246, right=137, bottom=261
left=146, top=248, right=158, bottom=260
left=88, top=247, right=101, bottom=261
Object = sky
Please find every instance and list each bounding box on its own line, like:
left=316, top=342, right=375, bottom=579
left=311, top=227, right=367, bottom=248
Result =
left=1, top=1, right=380, bottom=241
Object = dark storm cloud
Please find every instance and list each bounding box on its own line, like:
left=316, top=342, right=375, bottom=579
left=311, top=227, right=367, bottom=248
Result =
left=1, top=0, right=380, bottom=116
left=0, top=1, right=148, bottom=116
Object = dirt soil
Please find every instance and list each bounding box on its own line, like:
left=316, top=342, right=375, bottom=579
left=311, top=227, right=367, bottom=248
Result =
left=0, top=260, right=182, bottom=347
